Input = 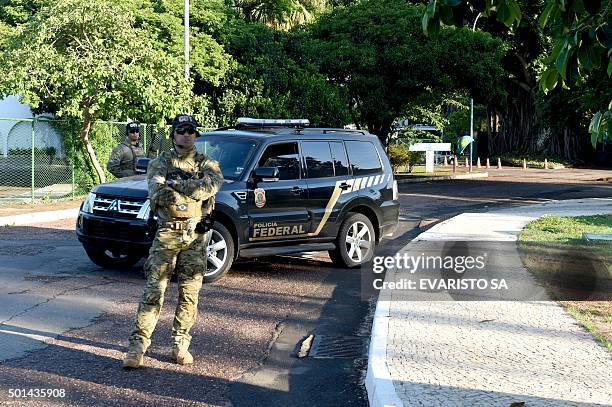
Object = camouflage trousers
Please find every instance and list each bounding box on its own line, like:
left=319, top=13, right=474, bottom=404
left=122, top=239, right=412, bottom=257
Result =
left=128, top=227, right=208, bottom=353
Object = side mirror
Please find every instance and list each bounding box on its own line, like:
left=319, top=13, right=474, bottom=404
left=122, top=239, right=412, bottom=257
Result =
left=253, top=166, right=280, bottom=182
left=135, top=157, right=151, bottom=174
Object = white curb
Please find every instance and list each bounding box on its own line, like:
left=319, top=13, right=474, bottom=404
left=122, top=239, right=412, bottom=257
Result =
left=365, top=197, right=612, bottom=407
left=0, top=208, right=79, bottom=226
left=365, top=298, right=404, bottom=407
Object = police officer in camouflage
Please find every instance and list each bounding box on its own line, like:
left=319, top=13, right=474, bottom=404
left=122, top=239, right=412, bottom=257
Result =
left=107, top=122, right=146, bottom=178
left=122, top=114, right=223, bottom=369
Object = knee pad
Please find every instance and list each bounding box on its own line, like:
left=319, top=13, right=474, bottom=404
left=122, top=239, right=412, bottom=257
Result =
left=143, top=288, right=162, bottom=306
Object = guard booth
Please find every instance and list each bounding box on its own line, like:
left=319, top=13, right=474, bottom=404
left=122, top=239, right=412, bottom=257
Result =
left=409, top=143, right=451, bottom=173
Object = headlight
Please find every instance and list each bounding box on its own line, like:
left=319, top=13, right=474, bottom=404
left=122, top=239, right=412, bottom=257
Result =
left=136, top=199, right=151, bottom=220
left=81, top=192, right=96, bottom=213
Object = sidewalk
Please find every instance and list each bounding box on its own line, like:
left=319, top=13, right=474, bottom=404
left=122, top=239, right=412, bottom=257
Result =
left=486, top=168, right=612, bottom=183
left=366, top=198, right=612, bottom=407
left=0, top=199, right=82, bottom=226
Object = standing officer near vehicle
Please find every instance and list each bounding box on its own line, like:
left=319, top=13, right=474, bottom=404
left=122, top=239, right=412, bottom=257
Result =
left=122, top=114, right=223, bottom=369
left=107, top=122, right=146, bottom=178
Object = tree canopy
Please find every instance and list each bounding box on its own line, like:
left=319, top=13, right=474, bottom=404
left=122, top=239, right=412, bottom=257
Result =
left=422, top=0, right=611, bottom=147
left=207, top=20, right=351, bottom=127
left=0, top=0, right=193, bottom=183
left=306, top=0, right=507, bottom=143
left=0, top=0, right=608, bottom=175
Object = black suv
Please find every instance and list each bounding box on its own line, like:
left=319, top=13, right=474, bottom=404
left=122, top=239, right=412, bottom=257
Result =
left=76, top=119, right=399, bottom=282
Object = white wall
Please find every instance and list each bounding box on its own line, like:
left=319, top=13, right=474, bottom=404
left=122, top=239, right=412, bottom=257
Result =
left=0, top=96, right=63, bottom=158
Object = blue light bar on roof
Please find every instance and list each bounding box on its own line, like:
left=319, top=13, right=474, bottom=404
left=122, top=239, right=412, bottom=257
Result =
left=237, top=117, right=310, bottom=127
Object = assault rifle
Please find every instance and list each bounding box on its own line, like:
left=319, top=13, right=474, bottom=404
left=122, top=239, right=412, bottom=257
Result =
left=165, top=168, right=213, bottom=233
left=166, top=168, right=201, bottom=183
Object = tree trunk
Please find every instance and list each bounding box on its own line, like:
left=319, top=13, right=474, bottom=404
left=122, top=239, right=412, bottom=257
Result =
left=367, top=119, right=393, bottom=146
left=486, top=89, right=537, bottom=158
left=79, top=112, right=106, bottom=184
left=484, top=51, right=538, bottom=159
left=546, top=126, right=592, bottom=162
left=487, top=106, right=503, bottom=157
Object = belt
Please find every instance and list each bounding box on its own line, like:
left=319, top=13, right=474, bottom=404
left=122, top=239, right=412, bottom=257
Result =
left=159, top=220, right=196, bottom=231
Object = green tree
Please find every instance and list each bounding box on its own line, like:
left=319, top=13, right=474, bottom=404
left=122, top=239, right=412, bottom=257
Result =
left=207, top=20, right=351, bottom=126
left=422, top=0, right=611, bottom=147
left=0, top=0, right=192, bottom=184
left=306, top=0, right=507, bottom=144
left=538, top=67, right=611, bottom=160
left=132, top=0, right=230, bottom=87
left=233, top=0, right=329, bottom=29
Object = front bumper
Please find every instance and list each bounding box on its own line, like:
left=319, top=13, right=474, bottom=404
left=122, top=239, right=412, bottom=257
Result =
left=381, top=219, right=399, bottom=239
left=76, top=212, right=154, bottom=252
left=380, top=199, right=400, bottom=239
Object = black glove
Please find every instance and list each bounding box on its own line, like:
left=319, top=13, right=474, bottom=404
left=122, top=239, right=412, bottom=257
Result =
left=195, top=216, right=213, bottom=233
left=156, top=188, right=178, bottom=207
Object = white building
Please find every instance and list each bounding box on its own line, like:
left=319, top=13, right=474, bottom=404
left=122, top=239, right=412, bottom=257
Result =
left=0, top=96, right=64, bottom=158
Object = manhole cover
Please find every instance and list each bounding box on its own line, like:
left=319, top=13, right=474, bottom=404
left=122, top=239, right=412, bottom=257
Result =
left=307, top=335, right=367, bottom=359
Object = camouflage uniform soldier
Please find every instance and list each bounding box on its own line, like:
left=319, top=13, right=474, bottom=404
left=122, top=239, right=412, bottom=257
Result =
left=122, top=114, right=223, bottom=369
left=107, top=122, right=146, bottom=178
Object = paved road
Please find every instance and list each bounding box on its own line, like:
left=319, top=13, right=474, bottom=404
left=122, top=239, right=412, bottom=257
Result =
left=0, top=172, right=609, bottom=406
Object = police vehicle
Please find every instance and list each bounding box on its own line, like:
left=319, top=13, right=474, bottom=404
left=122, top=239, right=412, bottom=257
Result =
left=76, top=118, right=400, bottom=282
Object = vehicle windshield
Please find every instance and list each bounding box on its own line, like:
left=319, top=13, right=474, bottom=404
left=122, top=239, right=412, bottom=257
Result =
left=195, top=135, right=258, bottom=181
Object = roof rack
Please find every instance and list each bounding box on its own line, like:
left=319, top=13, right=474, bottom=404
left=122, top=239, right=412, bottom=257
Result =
left=236, top=117, right=310, bottom=128
left=319, top=129, right=369, bottom=135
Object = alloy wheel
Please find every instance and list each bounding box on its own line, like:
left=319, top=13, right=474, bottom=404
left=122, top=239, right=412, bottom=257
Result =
left=204, top=229, right=228, bottom=277
left=345, top=221, right=373, bottom=263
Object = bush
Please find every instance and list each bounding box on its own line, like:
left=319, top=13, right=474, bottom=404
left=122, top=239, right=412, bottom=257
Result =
left=499, top=154, right=569, bottom=169
left=387, top=144, right=422, bottom=173
left=53, top=119, right=122, bottom=193
left=8, top=147, right=55, bottom=156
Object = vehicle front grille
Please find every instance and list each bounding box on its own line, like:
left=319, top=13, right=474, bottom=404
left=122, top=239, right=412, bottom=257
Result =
left=92, top=195, right=147, bottom=219
left=84, top=219, right=149, bottom=242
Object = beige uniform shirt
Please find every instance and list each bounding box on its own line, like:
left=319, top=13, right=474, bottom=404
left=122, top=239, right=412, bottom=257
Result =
left=147, top=148, right=223, bottom=223
left=107, top=140, right=145, bottom=178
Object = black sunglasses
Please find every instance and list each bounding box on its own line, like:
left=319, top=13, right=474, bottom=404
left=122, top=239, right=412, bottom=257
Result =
left=128, top=129, right=140, bottom=134
left=175, top=127, right=197, bottom=135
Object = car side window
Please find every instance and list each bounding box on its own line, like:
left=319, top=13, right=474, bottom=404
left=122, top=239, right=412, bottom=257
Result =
left=302, top=141, right=335, bottom=179
left=329, top=141, right=349, bottom=176
left=345, top=141, right=383, bottom=175
left=257, top=142, right=301, bottom=180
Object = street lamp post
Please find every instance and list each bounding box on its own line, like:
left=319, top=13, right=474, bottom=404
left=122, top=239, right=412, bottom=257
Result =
left=469, top=98, right=474, bottom=172
left=184, top=0, right=189, bottom=82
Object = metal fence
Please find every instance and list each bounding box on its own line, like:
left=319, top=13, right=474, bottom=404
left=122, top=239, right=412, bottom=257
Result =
left=0, top=117, right=175, bottom=203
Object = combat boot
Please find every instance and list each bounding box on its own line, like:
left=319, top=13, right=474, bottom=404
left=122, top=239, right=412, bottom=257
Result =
left=122, top=350, right=144, bottom=369
left=171, top=346, right=194, bottom=365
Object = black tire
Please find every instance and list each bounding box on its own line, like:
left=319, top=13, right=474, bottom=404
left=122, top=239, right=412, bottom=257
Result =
left=328, top=212, right=376, bottom=268
left=202, top=221, right=235, bottom=283
left=83, top=244, right=142, bottom=269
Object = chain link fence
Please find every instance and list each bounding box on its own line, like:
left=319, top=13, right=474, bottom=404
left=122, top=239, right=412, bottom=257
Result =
left=0, top=117, right=176, bottom=203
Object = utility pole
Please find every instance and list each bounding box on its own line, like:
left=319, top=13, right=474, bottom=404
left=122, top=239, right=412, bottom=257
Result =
left=469, top=98, right=474, bottom=172
left=184, top=0, right=190, bottom=82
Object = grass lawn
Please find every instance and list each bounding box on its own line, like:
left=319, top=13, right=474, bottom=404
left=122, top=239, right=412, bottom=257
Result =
left=500, top=154, right=569, bottom=169
left=518, top=215, right=612, bottom=351
left=395, top=164, right=478, bottom=176
left=0, top=157, right=72, bottom=187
